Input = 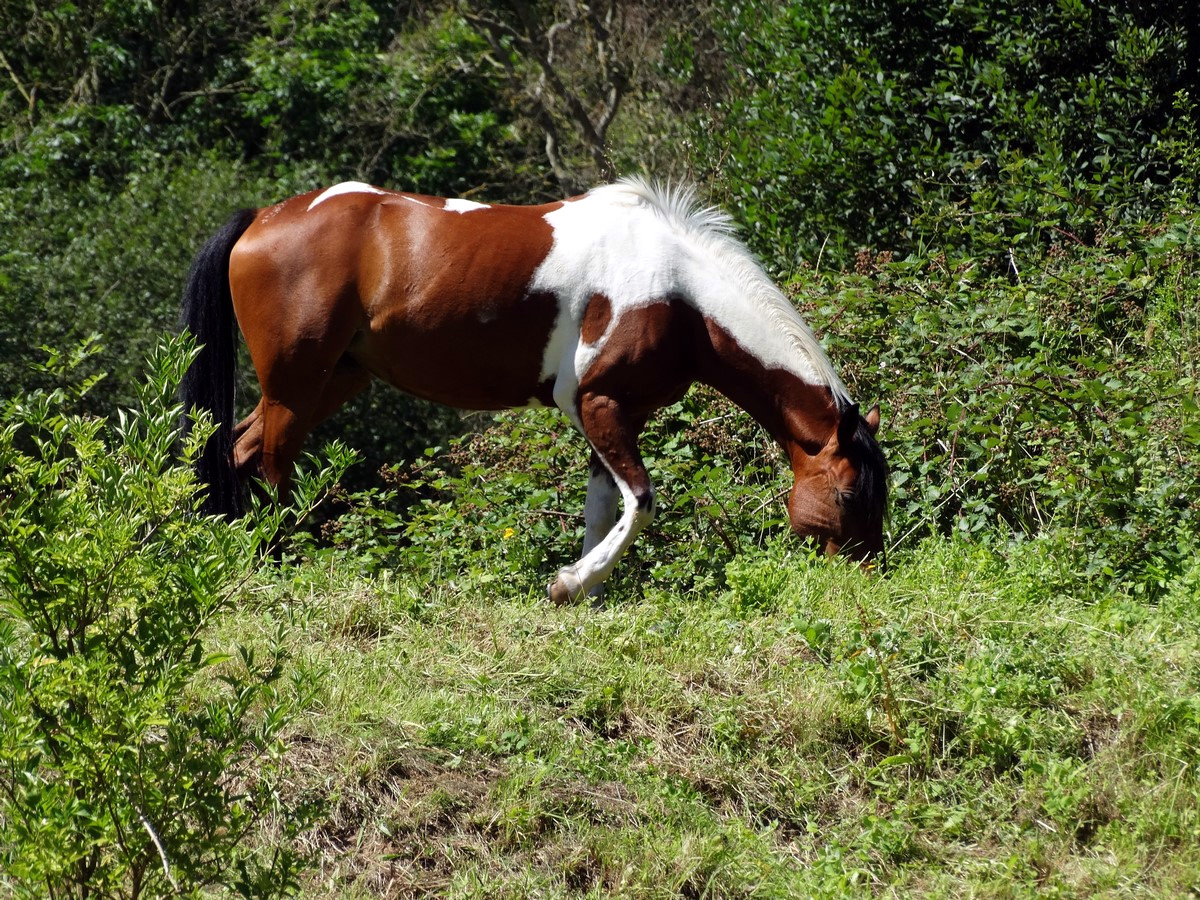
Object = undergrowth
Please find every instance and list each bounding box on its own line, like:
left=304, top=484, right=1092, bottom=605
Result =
left=0, top=338, right=353, bottom=898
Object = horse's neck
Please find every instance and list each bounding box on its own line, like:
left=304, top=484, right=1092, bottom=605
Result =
left=696, top=321, right=840, bottom=455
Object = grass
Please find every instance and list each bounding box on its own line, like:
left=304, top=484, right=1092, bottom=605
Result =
left=217, top=534, right=1200, bottom=897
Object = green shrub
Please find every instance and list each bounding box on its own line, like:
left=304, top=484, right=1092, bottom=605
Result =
left=0, top=337, right=351, bottom=897
left=701, top=0, right=1195, bottom=267
left=805, top=203, right=1200, bottom=588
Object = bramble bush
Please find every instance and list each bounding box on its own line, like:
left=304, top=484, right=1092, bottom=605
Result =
left=0, top=337, right=353, bottom=897
left=812, top=199, right=1200, bottom=589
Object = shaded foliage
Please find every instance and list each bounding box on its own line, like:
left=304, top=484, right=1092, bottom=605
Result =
left=698, top=0, right=1197, bottom=268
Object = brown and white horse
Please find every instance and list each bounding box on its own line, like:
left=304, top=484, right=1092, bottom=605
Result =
left=180, top=177, right=887, bottom=602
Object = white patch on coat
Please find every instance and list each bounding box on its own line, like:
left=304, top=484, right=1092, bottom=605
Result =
left=528, top=177, right=851, bottom=413
left=258, top=202, right=286, bottom=225
left=307, top=181, right=387, bottom=211
left=443, top=198, right=489, bottom=213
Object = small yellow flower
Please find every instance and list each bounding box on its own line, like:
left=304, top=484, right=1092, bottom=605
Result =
left=502, top=527, right=516, bottom=540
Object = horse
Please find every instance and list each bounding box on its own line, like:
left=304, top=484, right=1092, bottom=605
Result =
left=179, top=176, right=887, bottom=603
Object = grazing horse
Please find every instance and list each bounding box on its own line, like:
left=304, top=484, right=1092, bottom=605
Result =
left=180, top=177, right=887, bottom=602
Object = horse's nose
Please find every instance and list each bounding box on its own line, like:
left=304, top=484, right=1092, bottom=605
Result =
left=826, top=535, right=886, bottom=571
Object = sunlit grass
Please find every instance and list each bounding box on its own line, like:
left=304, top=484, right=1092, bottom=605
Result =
left=214, top=534, right=1200, bottom=897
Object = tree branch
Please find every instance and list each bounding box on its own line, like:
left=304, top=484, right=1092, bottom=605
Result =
left=462, top=0, right=619, bottom=182
left=0, top=49, right=36, bottom=122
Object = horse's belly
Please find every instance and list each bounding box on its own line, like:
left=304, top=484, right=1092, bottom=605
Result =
left=354, top=291, right=561, bottom=411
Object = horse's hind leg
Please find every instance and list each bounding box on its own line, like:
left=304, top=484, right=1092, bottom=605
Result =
left=233, top=401, right=264, bottom=482
left=237, top=356, right=371, bottom=499
left=549, top=394, right=653, bottom=605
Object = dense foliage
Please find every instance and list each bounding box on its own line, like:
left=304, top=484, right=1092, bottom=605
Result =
left=2, top=0, right=1199, bottom=894
left=704, top=0, right=1198, bottom=266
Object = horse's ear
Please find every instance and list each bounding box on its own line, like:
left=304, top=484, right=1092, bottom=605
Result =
left=837, top=403, right=860, bottom=445
left=864, top=404, right=881, bottom=436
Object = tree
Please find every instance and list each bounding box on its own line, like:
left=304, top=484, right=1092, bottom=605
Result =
left=461, top=0, right=721, bottom=192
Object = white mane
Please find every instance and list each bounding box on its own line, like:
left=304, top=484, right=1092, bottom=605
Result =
left=597, top=176, right=851, bottom=405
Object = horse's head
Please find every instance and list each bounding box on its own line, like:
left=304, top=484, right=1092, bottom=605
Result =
left=786, top=403, right=887, bottom=564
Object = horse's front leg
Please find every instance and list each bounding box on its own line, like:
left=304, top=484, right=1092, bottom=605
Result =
left=548, top=395, right=653, bottom=605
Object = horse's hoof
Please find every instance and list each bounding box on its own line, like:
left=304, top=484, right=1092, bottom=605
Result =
left=547, top=571, right=584, bottom=606
left=547, top=580, right=571, bottom=606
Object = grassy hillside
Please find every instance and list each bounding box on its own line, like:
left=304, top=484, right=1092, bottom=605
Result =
left=236, top=534, right=1200, bottom=897
left=4, top=306, right=1198, bottom=895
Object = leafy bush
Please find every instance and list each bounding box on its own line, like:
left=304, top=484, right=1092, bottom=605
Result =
left=806, top=204, right=1200, bottom=586
left=0, top=337, right=351, bottom=897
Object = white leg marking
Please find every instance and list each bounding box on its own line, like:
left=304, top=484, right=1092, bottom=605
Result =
left=553, top=473, right=654, bottom=603
left=581, top=463, right=621, bottom=601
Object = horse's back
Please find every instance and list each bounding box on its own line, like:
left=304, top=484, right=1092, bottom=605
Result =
left=228, top=185, right=572, bottom=410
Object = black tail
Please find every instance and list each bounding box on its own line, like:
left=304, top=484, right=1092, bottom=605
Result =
left=179, top=208, right=258, bottom=517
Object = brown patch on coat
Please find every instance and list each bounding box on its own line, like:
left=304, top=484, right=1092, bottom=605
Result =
left=574, top=298, right=839, bottom=453
left=697, top=316, right=840, bottom=454
left=573, top=299, right=693, bottom=499
left=580, top=292, right=613, bottom=345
